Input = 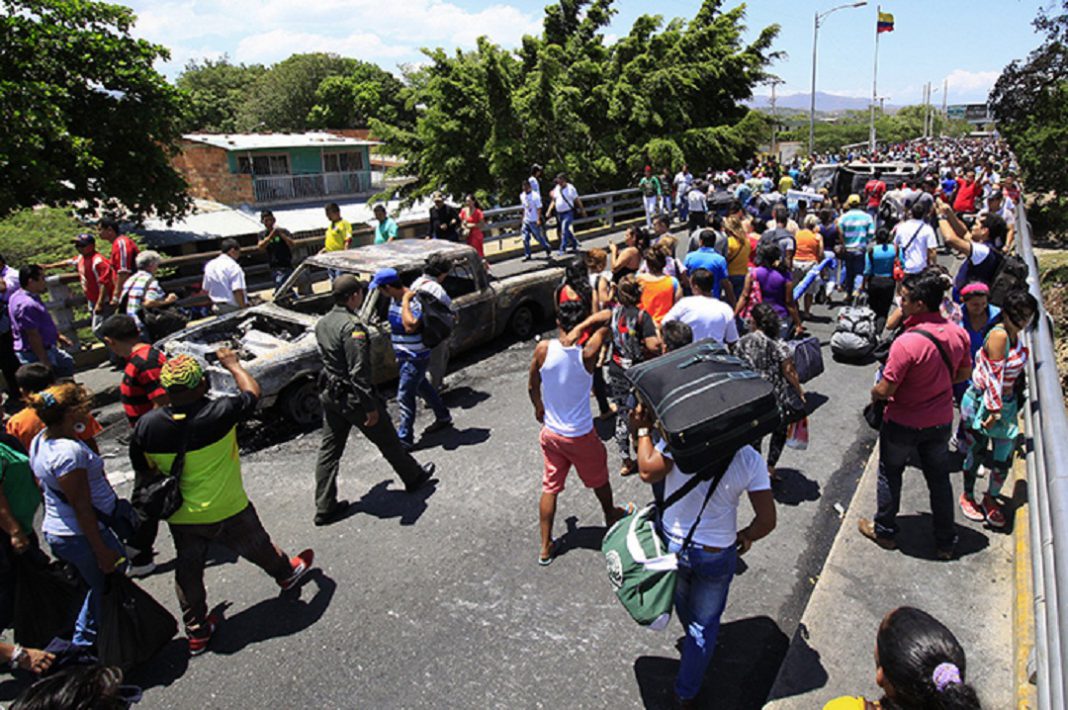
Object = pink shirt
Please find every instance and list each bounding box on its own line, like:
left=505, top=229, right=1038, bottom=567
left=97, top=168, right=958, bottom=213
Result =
left=883, top=313, right=970, bottom=429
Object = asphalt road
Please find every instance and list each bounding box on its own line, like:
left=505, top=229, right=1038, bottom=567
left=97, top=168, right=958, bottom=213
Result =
left=1, top=235, right=884, bottom=709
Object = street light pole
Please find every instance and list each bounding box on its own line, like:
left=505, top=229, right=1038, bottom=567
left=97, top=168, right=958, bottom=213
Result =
left=809, top=2, right=868, bottom=157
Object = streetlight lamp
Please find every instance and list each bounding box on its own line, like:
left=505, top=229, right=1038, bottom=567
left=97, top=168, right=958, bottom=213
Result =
left=809, top=1, right=868, bottom=156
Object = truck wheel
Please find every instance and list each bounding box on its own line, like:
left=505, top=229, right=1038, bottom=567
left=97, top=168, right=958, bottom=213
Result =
left=508, top=304, right=536, bottom=339
left=281, top=378, right=322, bottom=427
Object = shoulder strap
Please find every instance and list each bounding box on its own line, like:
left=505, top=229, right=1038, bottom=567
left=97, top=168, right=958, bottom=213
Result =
left=678, top=456, right=734, bottom=551
left=901, top=222, right=925, bottom=252
left=909, top=328, right=953, bottom=376
left=166, top=411, right=193, bottom=482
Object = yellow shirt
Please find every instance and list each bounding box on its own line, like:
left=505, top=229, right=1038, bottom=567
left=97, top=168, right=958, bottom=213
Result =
left=823, top=697, right=872, bottom=710
left=324, top=219, right=352, bottom=252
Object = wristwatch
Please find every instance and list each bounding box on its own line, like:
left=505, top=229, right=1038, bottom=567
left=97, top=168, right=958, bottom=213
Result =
left=9, top=644, right=26, bottom=670
left=636, top=427, right=652, bottom=439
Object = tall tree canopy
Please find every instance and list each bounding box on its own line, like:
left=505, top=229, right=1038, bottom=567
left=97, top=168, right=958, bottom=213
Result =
left=373, top=0, right=779, bottom=204
left=0, top=0, right=190, bottom=221
left=236, top=53, right=359, bottom=132
left=176, top=57, right=266, bottom=133
left=990, top=1, right=1068, bottom=201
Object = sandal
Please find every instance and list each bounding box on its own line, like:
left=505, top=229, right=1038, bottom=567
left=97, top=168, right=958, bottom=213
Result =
left=607, top=502, right=637, bottom=528
left=620, top=459, right=638, bottom=477
left=538, top=539, right=557, bottom=566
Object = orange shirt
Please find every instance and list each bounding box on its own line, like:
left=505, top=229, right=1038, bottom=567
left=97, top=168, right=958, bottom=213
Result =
left=6, top=408, right=102, bottom=452
left=639, top=275, right=677, bottom=324
left=794, top=229, right=823, bottom=263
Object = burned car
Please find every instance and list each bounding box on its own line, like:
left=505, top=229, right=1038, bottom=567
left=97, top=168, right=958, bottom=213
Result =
left=809, top=161, right=925, bottom=205
left=158, top=241, right=562, bottom=424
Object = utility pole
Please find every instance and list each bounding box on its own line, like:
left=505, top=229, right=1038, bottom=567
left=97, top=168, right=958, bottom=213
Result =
left=869, top=6, right=882, bottom=153
left=809, top=3, right=868, bottom=156
left=768, top=77, right=785, bottom=158
left=941, top=78, right=948, bottom=138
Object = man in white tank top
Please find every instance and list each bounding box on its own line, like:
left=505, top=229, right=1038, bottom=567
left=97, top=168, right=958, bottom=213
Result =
left=528, top=301, right=631, bottom=565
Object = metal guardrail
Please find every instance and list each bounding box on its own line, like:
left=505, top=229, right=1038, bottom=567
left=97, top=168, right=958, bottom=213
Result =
left=1016, top=202, right=1068, bottom=710
left=43, top=186, right=650, bottom=360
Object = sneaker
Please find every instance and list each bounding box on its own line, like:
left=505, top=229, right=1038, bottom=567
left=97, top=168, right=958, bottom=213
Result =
left=423, top=417, right=453, bottom=436
left=187, top=614, right=220, bottom=656
left=857, top=518, right=897, bottom=550
left=982, top=495, right=1007, bottom=529
left=279, top=549, right=315, bottom=591
left=959, top=493, right=986, bottom=522
left=126, top=560, right=157, bottom=579
left=405, top=462, right=436, bottom=493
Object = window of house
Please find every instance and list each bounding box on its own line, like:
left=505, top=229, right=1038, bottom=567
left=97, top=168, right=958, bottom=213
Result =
left=322, top=151, right=365, bottom=173
left=237, top=154, right=290, bottom=176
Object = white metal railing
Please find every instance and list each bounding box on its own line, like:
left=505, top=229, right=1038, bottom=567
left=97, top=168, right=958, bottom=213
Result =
left=253, top=170, right=382, bottom=204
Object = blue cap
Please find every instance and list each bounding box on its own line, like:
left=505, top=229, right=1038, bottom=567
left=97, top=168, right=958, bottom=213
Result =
left=369, top=268, right=401, bottom=290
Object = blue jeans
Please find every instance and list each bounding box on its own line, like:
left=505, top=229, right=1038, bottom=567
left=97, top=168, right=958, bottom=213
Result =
left=521, top=220, right=551, bottom=257
left=678, top=195, right=689, bottom=223
left=17, top=345, right=75, bottom=379
left=874, top=421, right=956, bottom=549
left=396, top=357, right=450, bottom=444
left=667, top=536, right=739, bottom=700
left=272, top=267, right=294, bottom=296
left=843, top=251, right=866, bottom=298
left=46, top=528, right=126, bottom=647
left=557, top=210, right=577, bottom=253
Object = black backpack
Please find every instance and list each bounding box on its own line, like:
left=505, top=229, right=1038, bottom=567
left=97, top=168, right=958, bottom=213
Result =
left=989, top=253, right=1029, bottom=307
left=416, top=290, right=454, bottom=349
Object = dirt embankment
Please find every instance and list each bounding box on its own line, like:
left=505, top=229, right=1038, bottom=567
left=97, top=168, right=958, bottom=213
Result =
left=1038, top=251, right=1068, bottom=394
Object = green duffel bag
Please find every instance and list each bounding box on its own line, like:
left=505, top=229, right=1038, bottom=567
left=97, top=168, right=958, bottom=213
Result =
left=602, top=456, right=730, bottom=629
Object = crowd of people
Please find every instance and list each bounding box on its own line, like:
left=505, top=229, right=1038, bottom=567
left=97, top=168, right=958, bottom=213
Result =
left=0, top=135, right=1026, bottom=707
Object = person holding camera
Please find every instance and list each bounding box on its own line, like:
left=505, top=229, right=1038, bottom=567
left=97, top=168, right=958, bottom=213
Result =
left=630, top=404, right=776, bottom=708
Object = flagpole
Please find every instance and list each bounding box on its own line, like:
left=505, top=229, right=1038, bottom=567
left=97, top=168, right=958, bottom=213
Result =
left=869, top=4, right=880, bottom=153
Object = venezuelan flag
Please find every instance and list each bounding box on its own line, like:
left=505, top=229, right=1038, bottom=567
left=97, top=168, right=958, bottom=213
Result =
left=877, top=12, right=895, bottom=33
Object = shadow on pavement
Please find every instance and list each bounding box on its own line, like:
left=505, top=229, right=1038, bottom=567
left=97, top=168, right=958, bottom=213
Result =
left=772, top=468, right=821, bottom=506
left=148, top=543, right=240, bottom=578
left=763, top=622, right=830, bottom=704
left=351, top=479, right=438, bottom=525
left=418, top=426, right=491, bottom=452
left=130, top=638, right=191, bottom=692
left=553, top=515, right=607, bottom=560
left=634, top=615, right=791, bottom=710
left=893, top=513, right=989, bottom=560
left=441, top=386, right=491, bottom=409
left=209, top=570, right=336, bottom=656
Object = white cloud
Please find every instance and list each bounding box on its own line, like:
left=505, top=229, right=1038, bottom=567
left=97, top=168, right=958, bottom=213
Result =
left=942, top=69, right=1001, bottom=99
left=127, top=0, right=542, bottom=76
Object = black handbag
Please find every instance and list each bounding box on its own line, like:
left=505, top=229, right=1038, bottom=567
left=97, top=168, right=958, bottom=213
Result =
left=96, top=574, right=178, bottom=671
left=132, top=417, right=189, bottom=522
left=13, top=554, right=85, bottom=649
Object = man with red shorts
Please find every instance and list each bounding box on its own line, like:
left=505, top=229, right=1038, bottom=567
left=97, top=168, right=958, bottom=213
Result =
left=528, top=300, right=630, bottom=566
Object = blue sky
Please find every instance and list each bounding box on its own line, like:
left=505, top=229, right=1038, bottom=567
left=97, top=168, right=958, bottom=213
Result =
left=127, top=0, right=1049, bottom=105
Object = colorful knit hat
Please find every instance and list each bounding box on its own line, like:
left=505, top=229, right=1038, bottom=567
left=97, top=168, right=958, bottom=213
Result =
left=160, top=354, right=204, bottom=391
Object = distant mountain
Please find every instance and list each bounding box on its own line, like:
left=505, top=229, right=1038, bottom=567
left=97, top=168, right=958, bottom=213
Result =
left=745, top=91, right=900, bottom=114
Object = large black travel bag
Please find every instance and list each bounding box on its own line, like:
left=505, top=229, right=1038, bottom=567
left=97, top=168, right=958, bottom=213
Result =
left=624, top=339, right=780, bottom=474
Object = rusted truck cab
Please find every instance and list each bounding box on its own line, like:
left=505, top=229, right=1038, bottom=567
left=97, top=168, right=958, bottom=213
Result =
left=158, top=241, right=562, bottom=424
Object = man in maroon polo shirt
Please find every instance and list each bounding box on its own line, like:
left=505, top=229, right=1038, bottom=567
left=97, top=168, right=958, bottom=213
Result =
left=858, top=270, right=971, bottom=560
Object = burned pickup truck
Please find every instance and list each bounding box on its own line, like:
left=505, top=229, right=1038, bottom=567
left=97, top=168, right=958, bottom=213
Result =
left=157, top=241, right=562, bottom=424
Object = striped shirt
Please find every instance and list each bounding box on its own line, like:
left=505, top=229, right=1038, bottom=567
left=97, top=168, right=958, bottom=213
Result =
left=388, top=294, right=429, bottom=361
left=120, top=343, right=167, bottom=424
left=838, top=209, right=875, bottom=252
left=119, top=271, right=165, bottom=324
left=972, top=325, right=1028, bottom=412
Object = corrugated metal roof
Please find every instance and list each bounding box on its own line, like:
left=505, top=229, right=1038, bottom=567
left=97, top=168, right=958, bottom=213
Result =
left=182, top=132, right=380, bottom=151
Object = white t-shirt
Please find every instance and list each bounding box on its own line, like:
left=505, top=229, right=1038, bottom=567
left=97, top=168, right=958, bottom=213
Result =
left=662, top=296, right=739, bottom=344
left=657, top=441, right=770, bottom=549
left=969, top=241, right=992, bottom=265
left=203, top=253, right=246, bottom=305
left=552, top=183, right=579, bottom=213
left=687, top=189, right=708, bottom=213
left=521, top=190, right=542, bottom=223
left=893, top=219, right=935, bottom=273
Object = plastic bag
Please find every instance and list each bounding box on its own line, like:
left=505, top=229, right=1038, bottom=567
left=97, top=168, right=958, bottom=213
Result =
left=97, top=574, right=177, bottom=671
left=786, top=417, right=809, bottom=450
left=13, top=554, right=85, bottom=649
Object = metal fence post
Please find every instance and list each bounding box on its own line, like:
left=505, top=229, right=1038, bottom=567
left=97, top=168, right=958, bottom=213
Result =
left=44, top=276, right=81, bottom=352
left=606, top=193, right=616, bottom=228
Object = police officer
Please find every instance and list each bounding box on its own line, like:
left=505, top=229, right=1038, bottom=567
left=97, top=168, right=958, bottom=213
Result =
left=312, top=274, right=434, bottom=526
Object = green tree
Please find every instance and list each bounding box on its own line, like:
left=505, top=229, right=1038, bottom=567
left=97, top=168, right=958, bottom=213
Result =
left=307, top=61, right=415, bottom=129
left=237, top=53, right=359, bottom=131
left=374, top=0, right=779, bottom=204
left=176, top=57, right=266, bottom=133
left=0, top=0, right=190, bottom=221
left=991, top=2, right=1068, bottom=199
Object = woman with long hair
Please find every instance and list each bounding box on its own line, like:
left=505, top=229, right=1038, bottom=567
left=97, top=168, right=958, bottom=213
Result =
left=460, top=194, right=486, bottom=258
left=734, top=243, right=803, bottom=339
left=958, top=289, right=1037, bottom=528
left=637, top=248, right=682, bottom=325
left=864, top=227, right=897, bottom=329
left=824, top=606, right=981, bottom=709
left=609, top=225, right=650, bottom=282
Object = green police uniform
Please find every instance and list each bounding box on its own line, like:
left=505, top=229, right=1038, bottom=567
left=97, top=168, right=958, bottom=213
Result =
left=312, top=305, right=428, bottom=520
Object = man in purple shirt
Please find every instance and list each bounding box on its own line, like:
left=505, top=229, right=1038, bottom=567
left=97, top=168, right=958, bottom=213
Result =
left=8, top=265, right=74, bottom=378
left=0, top=254, right=21, bottom=408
